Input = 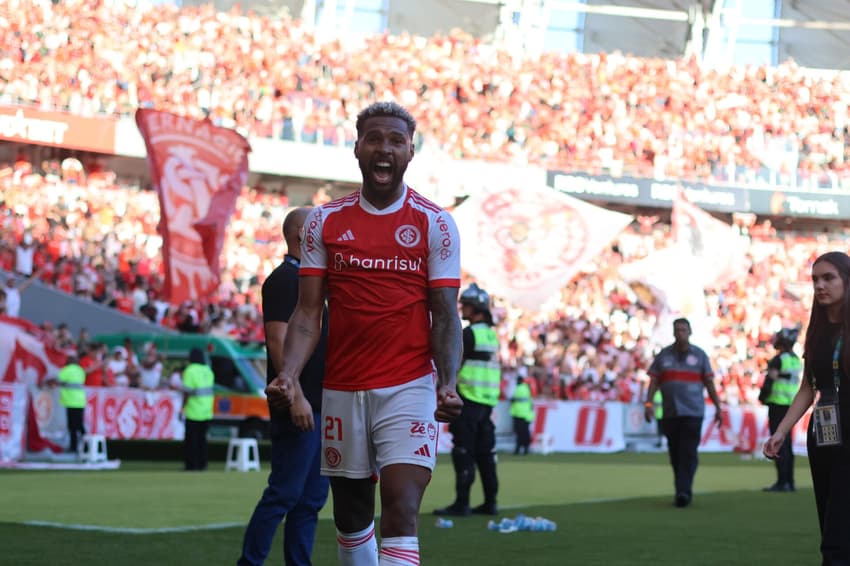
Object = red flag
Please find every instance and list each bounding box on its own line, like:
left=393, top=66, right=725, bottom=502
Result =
left=0, top=315, right=67, bottom=386
left=135, top=110, right=251, bottom=304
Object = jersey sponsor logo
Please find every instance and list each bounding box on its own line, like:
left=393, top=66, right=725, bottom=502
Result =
left=325, top=446, right=342, bottom=468
left=333, top=253, right=423, bottom=273
left=414, top=443, right=431, bottom=457
left=410, top=420, right=437, bottom=439
left=337, top=229, right=355, bottom=242
left=305, top=208, right=323, bottom=253
left=394, top=224, right=421, bottom=248
left=435, top=215, right=453, bottom=260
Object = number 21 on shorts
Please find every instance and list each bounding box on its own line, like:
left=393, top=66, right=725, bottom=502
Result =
left=324, top=415, right=343, bottom=441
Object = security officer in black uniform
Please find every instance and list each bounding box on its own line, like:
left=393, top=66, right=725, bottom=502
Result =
left=434, top=283, right=501, bottom=516
left=760, top=326, right=802, bottom=492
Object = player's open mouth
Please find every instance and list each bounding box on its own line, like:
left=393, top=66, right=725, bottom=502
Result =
left=372, top=161, right=393, bottom=185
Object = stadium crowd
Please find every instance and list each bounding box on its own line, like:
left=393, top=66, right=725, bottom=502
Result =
left=2, top=0, right=849, bottom=187
left=2, top=157, right=847, bottom=405
left=3, top=0, right=850, bottom=405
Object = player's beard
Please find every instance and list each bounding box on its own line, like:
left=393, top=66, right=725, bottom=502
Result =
left=361, top=161, right=409, bottom=199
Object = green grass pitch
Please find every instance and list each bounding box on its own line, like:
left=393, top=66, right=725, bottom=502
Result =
left=0, top=452, right=818, bottom=565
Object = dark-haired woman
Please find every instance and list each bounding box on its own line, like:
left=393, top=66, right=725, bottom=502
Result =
left=765, top=251, right=850, bottom=565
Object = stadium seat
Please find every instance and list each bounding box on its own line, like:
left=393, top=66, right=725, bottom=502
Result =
left=225, top=438, right=261, bottom=472
left=78, top=434, right=108, bottom=463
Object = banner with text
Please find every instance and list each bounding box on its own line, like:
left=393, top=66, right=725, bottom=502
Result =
left=548, top=170, right=850, bottom=219
left=0, top=105, right=117, bottom=154
left=0, top=384, right=27, bottom=462
left=34, top=387, right=185, bottom=445
left=438, top=401, right=810, bottom=455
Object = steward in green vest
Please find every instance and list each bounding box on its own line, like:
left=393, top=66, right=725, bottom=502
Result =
left=761, top=326, right=801, bottom=493
left=510, top=373, right=534, bottom=455
left=58, top=356, right=87, bottom=454
left=182, top=347, right=215, bottom=471
left=435, top=283, right=501, bottom=517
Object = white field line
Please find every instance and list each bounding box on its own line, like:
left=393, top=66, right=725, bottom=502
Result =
left=21, top=520, right=246, bottom=534
left=16, top=494, right=672, bottom=534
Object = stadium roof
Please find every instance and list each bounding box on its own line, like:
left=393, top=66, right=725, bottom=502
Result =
left=183, top=0, right=850, bottom=69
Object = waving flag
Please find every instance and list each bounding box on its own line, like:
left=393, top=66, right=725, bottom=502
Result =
left=0, top=316, right=66, bottom=386
left=135, top=110, right=251, bottom=304
left=452, top=186, right=633, bottom=310
left=672, top=189, right=749, bottom=289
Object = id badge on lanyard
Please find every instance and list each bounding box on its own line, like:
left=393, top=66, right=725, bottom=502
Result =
left=814, top=336, right=843, bottom=447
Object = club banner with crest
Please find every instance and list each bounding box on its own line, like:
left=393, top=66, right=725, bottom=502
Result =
left=452, top=186, right=633, bottom=310
left=135, top=109, right=251, bottom=304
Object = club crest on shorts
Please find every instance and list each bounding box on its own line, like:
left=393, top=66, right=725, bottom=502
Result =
left=325, top=446, right=342, bottom=468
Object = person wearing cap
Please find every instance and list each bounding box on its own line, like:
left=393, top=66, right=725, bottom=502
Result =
left=760, top=326, right=802, bottom=492
left=434, top=282, right=501, bottom=517
left=181, top=347, right=215, bottom=471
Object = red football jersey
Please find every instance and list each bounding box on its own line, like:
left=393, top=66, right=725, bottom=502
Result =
left=301, top=186, right=461, bottom=390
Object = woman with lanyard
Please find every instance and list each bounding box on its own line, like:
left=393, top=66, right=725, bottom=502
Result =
left=765, top=251, right=850, bottom=564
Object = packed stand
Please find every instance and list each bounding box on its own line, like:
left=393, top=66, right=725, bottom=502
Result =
left=1, top=0, right=849, bottom=186
left=2, top=155, right=846, bottom=404
left=0, top=154, right=289, bottom=341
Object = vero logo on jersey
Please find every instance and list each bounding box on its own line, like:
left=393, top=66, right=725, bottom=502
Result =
left=336, top=229, right=355, bottom=242
left=333, top=253, right=423, bottom=273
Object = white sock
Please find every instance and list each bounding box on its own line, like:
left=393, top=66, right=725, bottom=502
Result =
left=379, top=536, right=420, bottom=566
left=337, top=522, right=378, bottom=566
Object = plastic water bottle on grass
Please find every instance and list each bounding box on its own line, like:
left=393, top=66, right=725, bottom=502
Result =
left=435, top=518, right=453, bottom=528
left=531, top=517, right=557, bottom=531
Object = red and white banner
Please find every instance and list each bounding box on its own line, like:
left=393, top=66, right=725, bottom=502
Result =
left=135, top=109, right=251, bottom=304
left=35, top=387, right=185, bottom=442
left=0, top=384, right=27, bottom=462
left=0, top=315, right=66, bottom=386
left=452, top=186, right=633, bottom=310
left=438, top=400, right=811, bottom=455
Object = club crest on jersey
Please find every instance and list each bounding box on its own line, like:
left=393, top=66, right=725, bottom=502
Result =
left=395, top=225, right=421, bottom=248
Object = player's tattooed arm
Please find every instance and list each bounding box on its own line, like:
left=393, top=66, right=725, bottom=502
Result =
left=428, top=286, right=463, bottom=389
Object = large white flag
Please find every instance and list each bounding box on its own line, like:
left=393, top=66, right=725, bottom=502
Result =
left=672, top=189, right=750, bottom=289
left=452, top=186, right=633, bottom=310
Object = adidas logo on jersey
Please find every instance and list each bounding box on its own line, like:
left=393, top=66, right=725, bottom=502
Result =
left=414, top=444, right=431, bottom=458
left=336, top=229, right=355, bottom=242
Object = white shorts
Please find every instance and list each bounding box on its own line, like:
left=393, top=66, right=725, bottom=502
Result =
left=320, top=373, right=438, bottom=478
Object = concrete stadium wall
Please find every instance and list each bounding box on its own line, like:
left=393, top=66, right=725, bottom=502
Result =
left=1, top=271, right=172, bottom=339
